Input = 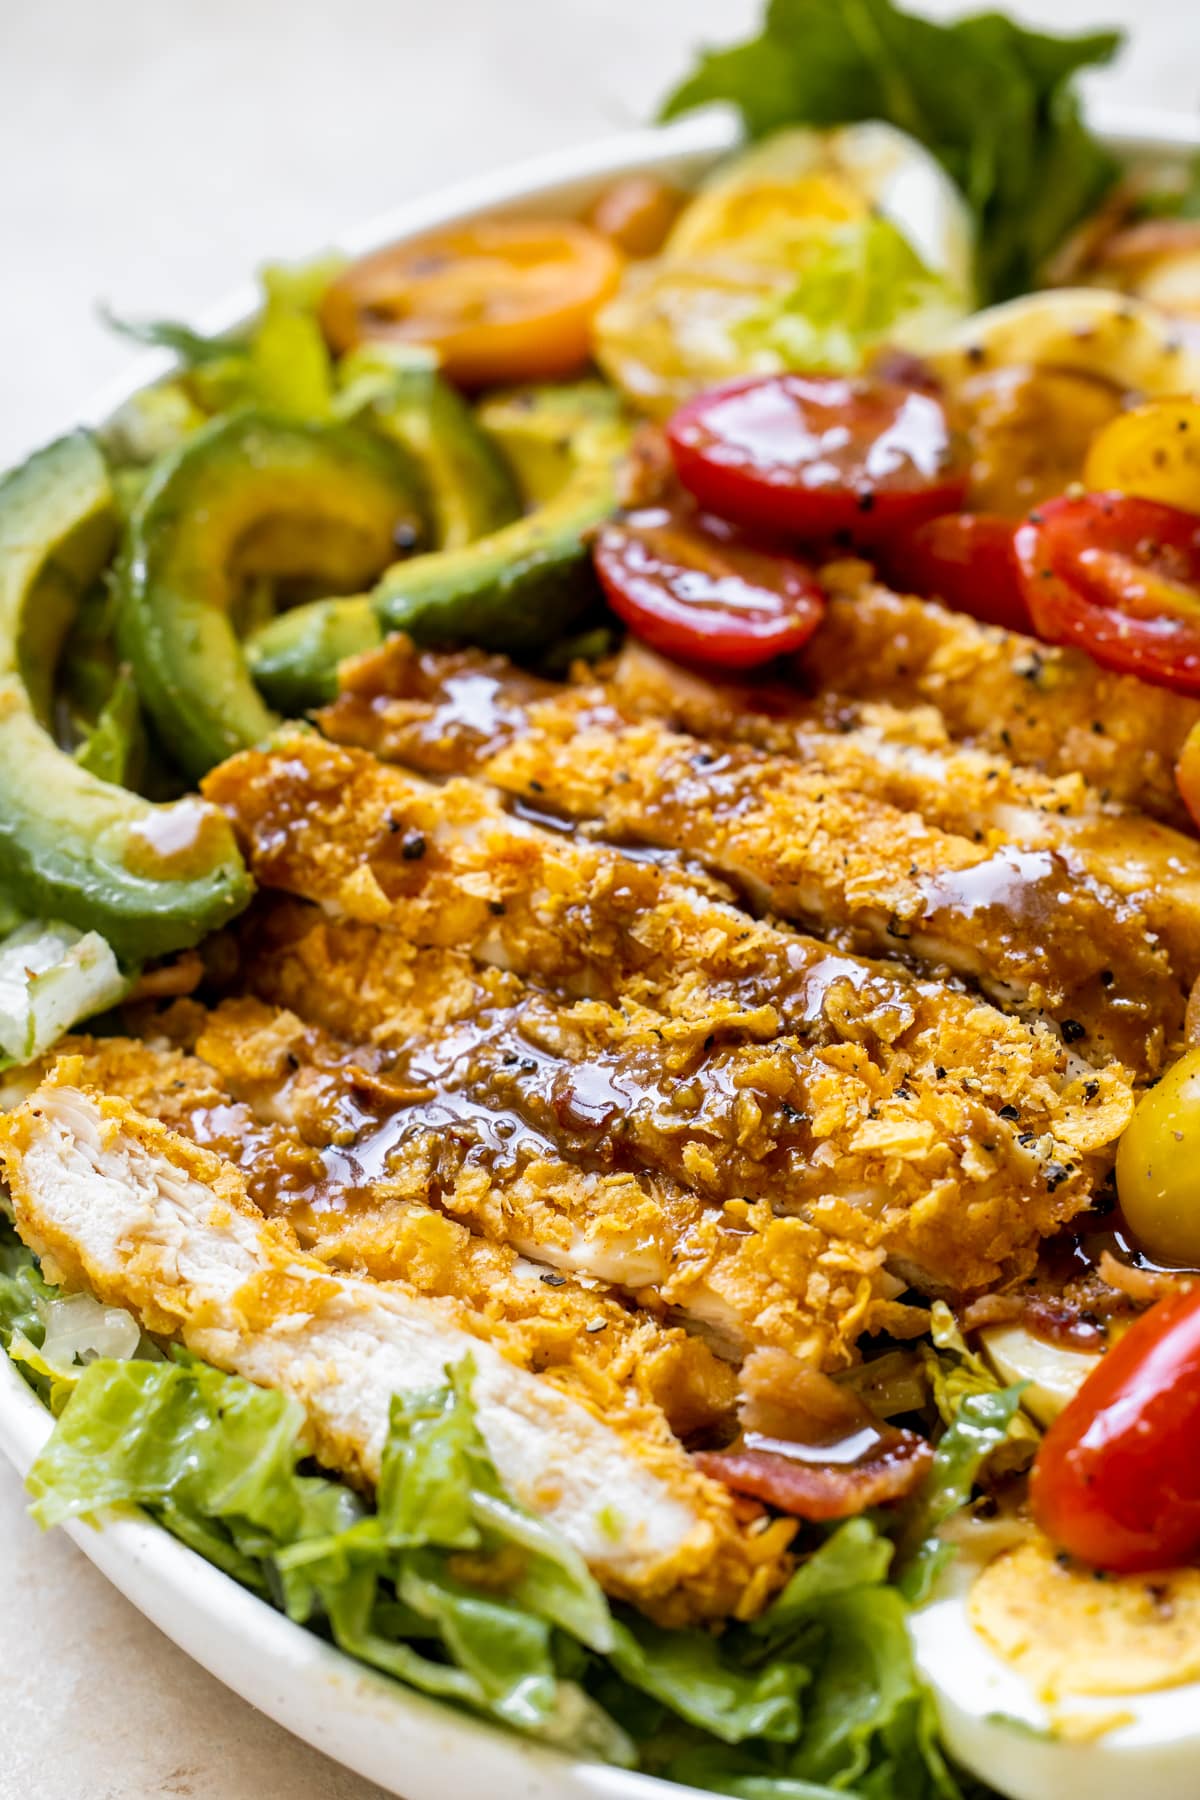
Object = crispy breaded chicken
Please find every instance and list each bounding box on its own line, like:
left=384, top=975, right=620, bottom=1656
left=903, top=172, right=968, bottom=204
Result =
left=325, top=637, right=1200, bottom=988
left=606, top=641, right=1200, bottom=989
left=804, top=562, right=1200, bottom=831
left=1, top=1077, right=793, bottom=1624
left=41, top=1032, right=738, bottom=1427
left=235, top=905, right=1099, bottom=1311
left=318, top=658, right=1179, bottom=1070
left=204, top=739, right=1134, bottom=1294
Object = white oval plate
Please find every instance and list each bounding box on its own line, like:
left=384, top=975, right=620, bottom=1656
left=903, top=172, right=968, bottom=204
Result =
left=3, top=100, right=1199, bottom=1800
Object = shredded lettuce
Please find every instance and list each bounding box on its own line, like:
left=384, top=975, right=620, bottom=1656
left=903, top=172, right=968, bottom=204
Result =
left=661, top=0, right=1121, bottom=300
left=0, top=919, right=129, bottom=1068
left=731, top=215, right=962, bottom=375
left=12, top=1322, right=968, bottom=1795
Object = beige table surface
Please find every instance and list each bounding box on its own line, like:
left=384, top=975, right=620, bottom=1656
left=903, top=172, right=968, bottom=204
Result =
left=0, top=1, right=1197, bottom=1795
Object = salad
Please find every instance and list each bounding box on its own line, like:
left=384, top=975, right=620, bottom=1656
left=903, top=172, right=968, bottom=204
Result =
left=3, top=3, right=1200, bottom=1798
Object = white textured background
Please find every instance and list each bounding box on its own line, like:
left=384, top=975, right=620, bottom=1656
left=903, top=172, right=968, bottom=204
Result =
left=0, top=1, right=1197, bottom=1795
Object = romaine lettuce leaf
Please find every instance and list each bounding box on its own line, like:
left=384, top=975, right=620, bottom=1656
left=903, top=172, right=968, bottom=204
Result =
left=0, top=919, right=129, bottom=1068
left=731, top=216, right=962, bottom=375
left=15, top=1308, right=972, bottom=1794
left=893, top=1387, right=1025, bottom=1605
left=102, top=255, right=345, bottom=430
left=661, top=0, right=1121, bottom=300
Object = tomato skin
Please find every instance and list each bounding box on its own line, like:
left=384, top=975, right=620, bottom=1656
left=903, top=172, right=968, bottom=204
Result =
left=1031, top=1287, right=1200, bottom=1573
left=878, top=512, right=1033, bottom=633
left=319, top=220, right=623, bottom=388
left=593, top=502, right=826, bottom=670
left=1015, top=492, right=1200, bottom=696
left=666, top=374, right=967, bottom=545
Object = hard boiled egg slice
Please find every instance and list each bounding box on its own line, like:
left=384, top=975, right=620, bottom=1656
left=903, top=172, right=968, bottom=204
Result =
left=664, top=122, right=975, bottom=299
left=927, top=288, right=1200, bottom=513
left=931, top=287, right=1200, bottom=396
left=910, top=1535, right=1200, bottom=1800
left=980, top=1322, right=1101, bottom=1426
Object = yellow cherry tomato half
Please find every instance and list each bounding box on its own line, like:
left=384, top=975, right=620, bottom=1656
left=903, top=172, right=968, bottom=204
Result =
left=1116, top=1043, right=1200, bottom=1267
left=1083, top=398, right=1200, bottom=514
left=320, top=220, right=624, bottom=389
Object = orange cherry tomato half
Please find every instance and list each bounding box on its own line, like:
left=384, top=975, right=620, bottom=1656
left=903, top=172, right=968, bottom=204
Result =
left=586, top=175, right=685, bottom=258
left=319, top=220, right=624, bottom=388
left=593, top=501, right=826, bottom=670
left=878, top=512, right=1033, bottom=634
left=666, top=374, right=967, bottom=545
left=1031, top=1286, right=1200, bottom=1573
left=1015, top=493, right=1200, bottom=696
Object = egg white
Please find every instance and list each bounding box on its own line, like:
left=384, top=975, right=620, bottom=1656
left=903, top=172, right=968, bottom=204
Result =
left=980, top=1323, right=1100, bottom=1426
left=664, top=120, right=976, bottom=299
left=931, top=286, right=1200, bottom=395
left=910, top=1567, right=1200, bottom=1800
left=911, top=1323, right=1200, bottom=1799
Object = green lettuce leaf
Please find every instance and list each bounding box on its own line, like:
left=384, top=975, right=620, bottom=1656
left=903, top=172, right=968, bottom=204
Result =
left=894, top=1387, right=1025, bottom=1605
left=0, top=920, right=129, bottom=1068
left=0, top=1223, right=52, bottom=1352
left=102, top=255, right=345, bottom=428
left=16, top=1319, right=971, bottom=1793
left=661, top=0, right=1122, bottom=299
left=731, top=215, right=961, bottom=375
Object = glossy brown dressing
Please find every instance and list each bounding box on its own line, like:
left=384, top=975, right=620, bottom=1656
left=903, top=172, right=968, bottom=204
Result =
left=123, top=798, right=232, bottom=881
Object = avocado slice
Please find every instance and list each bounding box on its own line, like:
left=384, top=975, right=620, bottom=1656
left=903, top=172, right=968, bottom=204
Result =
left=246, top=594, right=380, bottom=713
left=476, top=380, right=625, bottom=505
left=339, top=349, right=521, bottom=550
left=0, top=432, right=253, bottom=962
left=245, top=407, right=630, bottom=705
left=372, top=412, right=629, bottom=655
left=118, top=411, right=425, bottom=777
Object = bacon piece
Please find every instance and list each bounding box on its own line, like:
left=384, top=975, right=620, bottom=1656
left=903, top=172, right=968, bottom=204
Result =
left=695, top=1347, right=933, bottom=1519
left=695, top=1434, right=932, bottom=1520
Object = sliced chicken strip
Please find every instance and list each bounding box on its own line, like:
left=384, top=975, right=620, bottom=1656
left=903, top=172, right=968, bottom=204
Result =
left=318, top=664, right=1178, bottom=1072
left=123, top=997, right=904, bottom=1366
left=327, top=636, right=1200, bottom=991
left=203, top=738, right=1131, bottom=1193
left=232, top=905, right=1098, bottom=1306
left=1, top=1078, right=792, bottom=1624
left=39, top=1032, right=739, bottom=1422
left=803, top=562, right=1200, bottom=832
left=604, top=641, right=1200, bottom=987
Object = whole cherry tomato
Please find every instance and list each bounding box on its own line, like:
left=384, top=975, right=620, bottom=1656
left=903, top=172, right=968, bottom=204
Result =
left=593, top=500, right=826, bottom=669
left=1031, top=1286, right=1200, bottom=1573
left=1015, top=492, right=1200, bottom=695
left=666, top=373, right=967, bottom=544
left=878, top=512, right=1033, bottom=633
left=320, top=220, right=623, bottom=388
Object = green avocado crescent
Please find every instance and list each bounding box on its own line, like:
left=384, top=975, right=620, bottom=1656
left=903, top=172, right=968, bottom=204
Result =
left=0, top=432, right=254, bottom=962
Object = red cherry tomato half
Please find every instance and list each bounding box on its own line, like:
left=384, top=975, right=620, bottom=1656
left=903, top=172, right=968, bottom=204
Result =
left=1015, top=493, right=1200, bottom=696
left=878, top=512, right=1034, bottom=634
left=1031, top=1286, right=1200, bottom=1573
left=666, top=373, right=967, bottom=545
left=593, top=502, right=826, bottom=669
